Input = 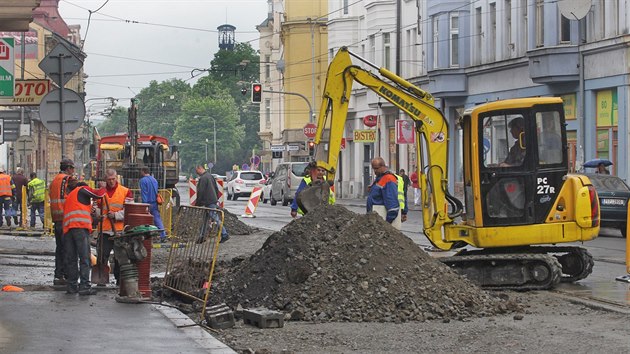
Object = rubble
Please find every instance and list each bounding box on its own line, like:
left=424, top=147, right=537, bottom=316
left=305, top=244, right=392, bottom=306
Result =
left=211, top=205, right=520, bottom=322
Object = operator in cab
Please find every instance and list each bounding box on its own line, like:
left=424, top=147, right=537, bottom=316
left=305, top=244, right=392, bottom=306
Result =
left=367, top=157, right=406, bottom=230
left=499, top=117, right=526, bottom=167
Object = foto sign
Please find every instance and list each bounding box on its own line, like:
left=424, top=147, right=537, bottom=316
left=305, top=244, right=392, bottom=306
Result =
left=0, top=79, right=51, bottom=106
left=0, top=38, right=15, bottom=97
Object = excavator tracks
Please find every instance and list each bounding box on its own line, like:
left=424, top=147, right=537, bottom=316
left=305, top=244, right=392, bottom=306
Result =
left=439, top=246, right=594, bottom=290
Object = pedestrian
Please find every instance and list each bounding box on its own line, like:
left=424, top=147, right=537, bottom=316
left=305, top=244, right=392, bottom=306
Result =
left=409, top=167, right=420, bottom=206
left=63, top=178, right=106, bottom=295
left=12, top=167, right=28, bottom=226
left=196, top=163, right=229, bottom=243
left=0, top=167, right=15, bottom=227
left=596, top=162, right=610, bottom=175
left=367, top=157, right=403, bottom=230
left=398, top=169, right=411, bottom=211
left=139, top=166, right=166, bottom=242
left=94, top=169, right=133, bottom=286
left=49, top=158, right=75, bottom=286
left=290, top=161, right=335, bottom=218
left=27, top=172, right=46, bottom=228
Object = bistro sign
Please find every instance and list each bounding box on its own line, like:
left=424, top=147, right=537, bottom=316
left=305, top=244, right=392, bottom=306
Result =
left=353, top=129, right=377, bottom=143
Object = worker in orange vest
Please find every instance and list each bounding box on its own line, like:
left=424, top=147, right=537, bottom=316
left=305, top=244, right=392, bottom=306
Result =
left=63, top=178, right=106, bottom=295
left=94, top=169, right=133, bottom=286
left=49, top=158, right=76, bottom=286
left=0, top=167, right=15, bottom=228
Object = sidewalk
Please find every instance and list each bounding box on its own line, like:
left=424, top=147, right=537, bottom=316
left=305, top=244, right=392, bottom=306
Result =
left=0, top=234, right=235, bottom=353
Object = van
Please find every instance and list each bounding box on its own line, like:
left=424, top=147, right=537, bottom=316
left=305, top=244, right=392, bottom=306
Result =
left=270, top=162, right=309, bottom=206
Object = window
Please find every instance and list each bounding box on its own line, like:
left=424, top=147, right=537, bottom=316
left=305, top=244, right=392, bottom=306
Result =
left=369, top=34, right=375, bottom=62
left=343, top=0, right=349, bottom=15
left=383, top=32, right=391, bottom=69
left=505, top=0, right=513, bottom=57
left=535, top=0, right=544, bottom=47
left=520, top=0, right=528, bottom=55
left=482, top=113, right=526, bottom=167
left=560, top=15, right=571, bottom=42
left=536, top=111, right=563, bottom=165
left=474, top=7, right=482, bottom=64
left=265, top=99, right=271, bottom=129
left=450, top=13, right=459, bottom=67
left=490, top=3, right=497, bottom=61
left=432, top=16, right=439, bottom=68
left=265, top=55, right=271, bottom=80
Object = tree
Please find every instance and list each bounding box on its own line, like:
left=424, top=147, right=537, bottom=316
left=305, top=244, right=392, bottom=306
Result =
left=134, top=79, right=191, bottom=143
left=96, top=107, right=128, bottom=136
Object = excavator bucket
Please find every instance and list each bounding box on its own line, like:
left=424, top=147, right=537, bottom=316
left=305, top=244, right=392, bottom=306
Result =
left=296, top=180, right=331, bottom=213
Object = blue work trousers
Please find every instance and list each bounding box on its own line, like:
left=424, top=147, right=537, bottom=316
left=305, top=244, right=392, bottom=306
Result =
left=148, top=202, right=166, bottom=239
left=30, top=201, right=44, bottom=227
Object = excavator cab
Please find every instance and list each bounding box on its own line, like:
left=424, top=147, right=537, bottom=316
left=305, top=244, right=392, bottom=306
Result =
left=461, top=98, right=568, bottom=228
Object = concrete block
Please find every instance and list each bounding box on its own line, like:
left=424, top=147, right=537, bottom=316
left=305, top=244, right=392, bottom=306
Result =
left=242, top=308, right=284, bottom=329
left=204, top=303, right=235, bottom=329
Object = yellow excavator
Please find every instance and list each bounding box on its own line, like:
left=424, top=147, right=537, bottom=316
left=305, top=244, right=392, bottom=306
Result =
left=298, top=47, right=600, bottom=290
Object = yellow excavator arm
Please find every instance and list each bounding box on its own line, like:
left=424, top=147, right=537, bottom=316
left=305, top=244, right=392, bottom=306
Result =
left=313, top=47, right=461, bottom=248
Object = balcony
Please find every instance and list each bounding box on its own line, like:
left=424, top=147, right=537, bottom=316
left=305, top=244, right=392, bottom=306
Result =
left=425, top=68, right=467, bottom=97
left=528, top=45, right=579, bottom=84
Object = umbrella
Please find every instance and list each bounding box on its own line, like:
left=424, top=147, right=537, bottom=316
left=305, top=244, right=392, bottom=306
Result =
left=583, top=158, right=613, bottom=168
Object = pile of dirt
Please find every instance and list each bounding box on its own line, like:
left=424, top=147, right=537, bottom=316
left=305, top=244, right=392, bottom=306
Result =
left=212, top=205, right=520, bottom=323
left=222, top=209, right=254, bottom=235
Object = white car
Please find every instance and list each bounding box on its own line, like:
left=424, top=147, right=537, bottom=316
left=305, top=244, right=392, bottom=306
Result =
left=226, top=170, right=265, bottom=201
left=261, top=177, right=274, bottom=204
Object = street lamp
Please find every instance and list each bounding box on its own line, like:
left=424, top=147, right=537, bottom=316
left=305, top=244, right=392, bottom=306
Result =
left=193, top=115, right=217, bottom=167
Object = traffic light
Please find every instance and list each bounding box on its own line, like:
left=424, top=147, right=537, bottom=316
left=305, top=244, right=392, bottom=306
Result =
left=307, top=141, right=315, bottom=155
left=251, top=83, right=262, bottom=103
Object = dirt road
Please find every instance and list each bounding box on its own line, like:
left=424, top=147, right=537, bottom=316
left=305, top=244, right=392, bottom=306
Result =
left=152, top=213, right=630, bottom=353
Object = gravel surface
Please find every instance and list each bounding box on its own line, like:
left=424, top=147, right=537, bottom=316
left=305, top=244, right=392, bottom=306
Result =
left=151, top=205, right=630, bottom=353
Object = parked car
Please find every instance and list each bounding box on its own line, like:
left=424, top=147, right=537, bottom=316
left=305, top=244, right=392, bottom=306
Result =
left=226, top=170, right=265, bottom=201
left=586, top=173, right=629, bottom=237
left=271, top=162, right=309, bottom=206
left=261, top=177, right=274, bottom=204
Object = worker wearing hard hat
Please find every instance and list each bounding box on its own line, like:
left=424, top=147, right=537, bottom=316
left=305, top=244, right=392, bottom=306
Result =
left=290, top=161, right=335, bottom=218
left=49, top=158, right=76, bottom=286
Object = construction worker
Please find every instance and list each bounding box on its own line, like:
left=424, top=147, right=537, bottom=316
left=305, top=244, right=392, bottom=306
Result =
left=290, top=161, right=335, bottom=218
left=367, top=157, right=402, bottom=230
left=139, top=166, right=166, bottom=242
left=63, top=178, right=106, bottom=295
left=27, top=172, right=46, bottom=228
left=196, top=163, right=229, bottom=243
left=49, top=158, right=75, bottom=286
left=12, top=167, right=27, bottom=226
left=0, top=167, right=15, bottom=227
left=94, top=169, right=133, bottom=286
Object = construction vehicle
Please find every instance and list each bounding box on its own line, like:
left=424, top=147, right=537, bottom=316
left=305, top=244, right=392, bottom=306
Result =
left=299, top=47, right=599, bottom=290
left=91, top=99, right=180, bottom=204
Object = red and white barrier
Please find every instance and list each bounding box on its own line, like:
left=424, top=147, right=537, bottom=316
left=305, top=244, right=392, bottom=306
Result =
left=217, top=180, right=224, bottom=208
left=189, top=179, right=197, bottom=206
left=242, top=187, right=262, bottom=218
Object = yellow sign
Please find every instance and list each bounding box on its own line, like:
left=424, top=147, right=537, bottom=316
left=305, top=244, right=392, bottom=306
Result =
left=0, top=79, right=51, bottom=106
left=561, top=93, right=576, bottom=120
left=596, top=89, right=617, bottom=127
left=353, top=129, right=377, bottom=143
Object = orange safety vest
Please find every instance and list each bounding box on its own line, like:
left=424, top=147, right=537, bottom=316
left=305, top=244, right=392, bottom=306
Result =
left=101, top=185, right=129, bottom=232
left=49, top=173, right=70, bottom=222
left=0, top=174, right=12, bottom=197
left=63, top=187, right=93, bottom=234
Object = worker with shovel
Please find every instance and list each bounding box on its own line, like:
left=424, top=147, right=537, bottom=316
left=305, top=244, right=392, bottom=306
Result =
left=93, top=169, right=133, bottom=286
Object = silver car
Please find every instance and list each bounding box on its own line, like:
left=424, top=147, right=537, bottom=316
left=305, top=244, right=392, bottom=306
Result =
left=226, top=170, right=265, bottom=201
left=270, top=162, right=309, bottom=206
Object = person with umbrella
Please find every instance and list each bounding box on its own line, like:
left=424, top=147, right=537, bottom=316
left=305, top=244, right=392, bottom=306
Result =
left=596, top=162, right=610, bottom=174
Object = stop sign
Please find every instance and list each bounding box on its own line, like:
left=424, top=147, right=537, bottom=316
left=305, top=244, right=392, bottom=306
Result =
left=303, top=123, right=317, bottom=138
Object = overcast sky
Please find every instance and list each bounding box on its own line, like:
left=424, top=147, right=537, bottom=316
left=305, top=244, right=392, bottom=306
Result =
left=58, top=0, right=268, bottom=110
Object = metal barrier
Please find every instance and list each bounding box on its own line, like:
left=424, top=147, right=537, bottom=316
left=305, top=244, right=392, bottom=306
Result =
left=162, top=205, right=223, bottom=319
left=130, top=188, right=173, bottom=238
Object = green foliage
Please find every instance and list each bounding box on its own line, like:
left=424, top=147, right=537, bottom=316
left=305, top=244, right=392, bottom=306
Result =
left=94, top=44, right=262, bottom=175
left=95, top=107, right=128, bottom=136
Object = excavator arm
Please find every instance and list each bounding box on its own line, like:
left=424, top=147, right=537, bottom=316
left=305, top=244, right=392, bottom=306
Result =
left=309, top=47, right=462, bottom=249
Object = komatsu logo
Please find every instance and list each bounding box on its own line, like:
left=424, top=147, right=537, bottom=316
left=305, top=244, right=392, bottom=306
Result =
left=378, top=86, right=433, bottom=126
